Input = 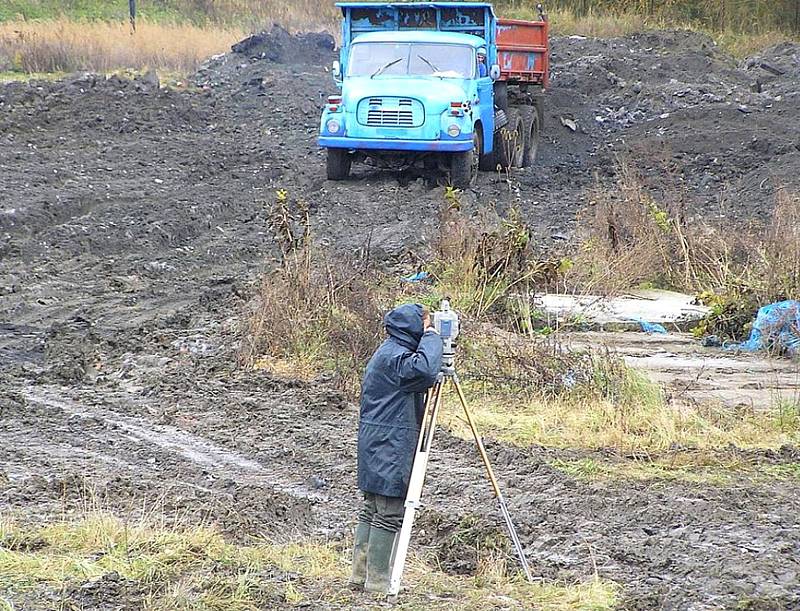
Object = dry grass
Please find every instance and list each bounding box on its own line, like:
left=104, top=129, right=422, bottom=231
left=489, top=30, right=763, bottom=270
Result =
left=0, top=0, right=340, bottom=31
left=503, top=4, right=796, bottom=56
left=241, top=190, right=406, bottom=394
left=243, top=189, right=578, bottom=395
left=0, top=3, right=794, bottom=78
left=712, top=28, right=794, bottom=58
left=441, top=368, right=800, bottom=454
left=192, top=0, right=338, bottom=32
left=0, top=18, right=245, bottom=73
left=550, top=456, right=800, bottom=485
left=520, top=6, right=655, bottom=38
left=243, top=247, right=390, bottom=394
left=567, top=161, right=800, bottom=340
left=1, top=1, right=795, bottom=75
left=0, top=512, right=619, bottom=610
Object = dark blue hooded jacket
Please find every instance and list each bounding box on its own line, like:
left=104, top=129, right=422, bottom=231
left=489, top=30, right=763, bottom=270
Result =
left=357, top=304, right=443, bottom=498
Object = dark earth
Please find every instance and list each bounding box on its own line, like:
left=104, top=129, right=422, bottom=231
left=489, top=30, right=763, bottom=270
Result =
left=2, top=25, right=800, bottom=609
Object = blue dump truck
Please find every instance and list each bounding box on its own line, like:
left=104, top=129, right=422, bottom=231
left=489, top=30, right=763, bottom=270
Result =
left=318, top=2, right=550, bottom=187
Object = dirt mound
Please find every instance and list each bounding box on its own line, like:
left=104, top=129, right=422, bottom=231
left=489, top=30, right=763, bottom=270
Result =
left=551, top=30, right=752, bottom=128
left=231, top=24, right=335, bottom=64
left=541, top=31, right=800, bottom=228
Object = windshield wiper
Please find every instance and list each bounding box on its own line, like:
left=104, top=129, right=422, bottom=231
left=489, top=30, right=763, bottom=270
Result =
left=416, top=54, right=441, bottom=75
left=370, top=57, right=403, bottom=79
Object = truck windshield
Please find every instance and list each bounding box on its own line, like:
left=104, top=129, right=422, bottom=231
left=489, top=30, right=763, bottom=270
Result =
left=348, top=42, right=474, bottom=79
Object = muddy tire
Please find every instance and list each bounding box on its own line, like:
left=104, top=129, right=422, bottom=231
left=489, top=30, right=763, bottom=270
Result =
left=326, top=148, right=351, bottom=180
left=450, top=131, right=480, bottom=188
left=494, top=109, right=525, bottom=170
left=520, top=106, right=541, bottom=167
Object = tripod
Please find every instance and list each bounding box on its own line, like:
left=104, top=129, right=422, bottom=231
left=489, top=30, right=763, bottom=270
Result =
left=387, top=363, right=533, bottom=596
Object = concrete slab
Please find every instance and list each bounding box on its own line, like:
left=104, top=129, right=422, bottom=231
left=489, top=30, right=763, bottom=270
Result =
left=534, top=289, right=711, bottom=331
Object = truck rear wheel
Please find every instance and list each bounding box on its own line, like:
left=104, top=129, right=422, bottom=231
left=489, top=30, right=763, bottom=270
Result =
left=495, top=109, right=525, bottom=170
left=520, top=106, right=541, bottom=167
left=326, top=148, right=351, bottom=180
left=450, top=131, right=480, bottom=188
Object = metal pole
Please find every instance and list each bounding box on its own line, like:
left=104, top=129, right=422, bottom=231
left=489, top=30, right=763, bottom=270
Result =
left=388, top=372, right=534, bottom=597
left=451, top=375, right=534, bottom=582
left=388, top=379, right=444, bottom=597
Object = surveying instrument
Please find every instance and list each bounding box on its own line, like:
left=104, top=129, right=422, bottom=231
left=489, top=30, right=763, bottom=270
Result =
left=387, top=300, right=533, bottom=596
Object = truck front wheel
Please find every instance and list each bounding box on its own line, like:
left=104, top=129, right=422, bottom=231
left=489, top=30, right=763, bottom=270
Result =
left=326, top=148, right=351, bottom=180
left=450, top=131, right=480, bottom=188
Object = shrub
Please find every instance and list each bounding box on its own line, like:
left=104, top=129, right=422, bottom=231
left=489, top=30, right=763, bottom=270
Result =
left=240, top=191, right=400, bottom=393
left=570, top=160, right=800, bottom=340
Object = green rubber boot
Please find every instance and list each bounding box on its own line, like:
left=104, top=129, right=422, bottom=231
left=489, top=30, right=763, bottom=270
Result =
left=349, top=522, right=371, bottom=589
left=364, top=527, right=397, bottom=594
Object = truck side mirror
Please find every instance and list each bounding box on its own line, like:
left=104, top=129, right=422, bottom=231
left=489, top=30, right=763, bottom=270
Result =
left=332, top=60, right=342, bottom=80
left=490, top=64, right=500, bottom=80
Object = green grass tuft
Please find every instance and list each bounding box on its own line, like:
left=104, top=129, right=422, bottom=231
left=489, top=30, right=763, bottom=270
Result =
left=0, top=513, right=619, bottom=610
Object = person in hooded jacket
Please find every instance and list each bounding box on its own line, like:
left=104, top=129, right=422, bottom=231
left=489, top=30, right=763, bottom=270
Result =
left=350, top=303, right=443, bottom=593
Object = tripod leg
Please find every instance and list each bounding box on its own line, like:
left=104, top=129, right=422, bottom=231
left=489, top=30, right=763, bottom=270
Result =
left=387, top=380, right=444, bottom=596
left=450, top=377, right=534, bottom=583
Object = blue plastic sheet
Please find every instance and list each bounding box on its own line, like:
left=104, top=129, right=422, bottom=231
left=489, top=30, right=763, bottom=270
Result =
left=403, top=271, right=429, bottom=283
left=725, top=300, right=800, bottom=356
left=639, top=320, right=668, bottom=335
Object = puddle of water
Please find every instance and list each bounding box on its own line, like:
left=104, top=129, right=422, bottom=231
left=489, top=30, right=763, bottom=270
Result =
left=570, top=331, right=800, bottom=408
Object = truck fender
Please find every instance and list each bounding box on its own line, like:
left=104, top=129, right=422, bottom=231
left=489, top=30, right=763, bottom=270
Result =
left=476, top=120, right=492, bottom=156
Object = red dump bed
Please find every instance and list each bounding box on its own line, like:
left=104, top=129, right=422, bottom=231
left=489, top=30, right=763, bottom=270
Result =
left=496, top=18, right=549, bottom=88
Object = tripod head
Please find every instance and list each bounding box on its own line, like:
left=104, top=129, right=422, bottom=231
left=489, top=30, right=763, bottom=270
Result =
left=433, top=299, right=459, bottom=375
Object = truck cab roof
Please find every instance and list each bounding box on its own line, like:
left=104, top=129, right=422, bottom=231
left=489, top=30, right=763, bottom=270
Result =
left=337, top=1, right=494, bottom=12
left=350, top=31, right=486, bottom=47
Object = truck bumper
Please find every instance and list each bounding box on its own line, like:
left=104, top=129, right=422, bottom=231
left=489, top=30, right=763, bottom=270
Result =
left=318, top=136, right=473, bottom=153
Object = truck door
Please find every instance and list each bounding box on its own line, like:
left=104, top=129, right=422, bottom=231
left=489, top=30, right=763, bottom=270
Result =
left=475, top=60, right=495, bottom=153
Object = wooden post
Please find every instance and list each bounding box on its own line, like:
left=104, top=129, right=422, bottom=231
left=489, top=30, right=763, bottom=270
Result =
left=795, top=0, right=800, bottom=33
left=129, top=0, right=136, bottom=33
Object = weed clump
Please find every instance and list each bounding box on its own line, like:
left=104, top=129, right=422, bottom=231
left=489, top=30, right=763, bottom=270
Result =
left=241, top=190, right=397, bottom=393
left=243, top=187, right=662, bottom=407
left=571, top=161, right=800, bottom=342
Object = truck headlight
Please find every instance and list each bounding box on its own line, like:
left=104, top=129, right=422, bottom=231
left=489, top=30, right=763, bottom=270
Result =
left=326, top=119, right=340, bottom=134
left=447, top=124, right=461, bottom=137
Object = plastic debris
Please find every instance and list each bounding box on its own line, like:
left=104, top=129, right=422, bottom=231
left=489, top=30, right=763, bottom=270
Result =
left=403, top=271, right=429, bottom=283
left=725, top=300, right=800, bottom=356
left=701, top=335, right=723, bottom=348
left=560, top=116, right=578, bottom=132
left=639, top=320, right=668, bottom=334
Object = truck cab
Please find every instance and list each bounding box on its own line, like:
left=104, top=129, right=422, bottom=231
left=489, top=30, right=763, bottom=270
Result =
left=319, top=2, right=548, bottom=187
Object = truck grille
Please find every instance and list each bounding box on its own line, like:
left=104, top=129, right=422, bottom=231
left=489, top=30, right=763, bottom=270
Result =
left=367, top=108, right=415, bottom=127
left=357, top=97, right=424, bottom=128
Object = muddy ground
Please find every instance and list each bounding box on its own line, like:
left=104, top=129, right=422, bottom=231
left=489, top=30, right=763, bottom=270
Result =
left=2, top=26, right=800, bottom=609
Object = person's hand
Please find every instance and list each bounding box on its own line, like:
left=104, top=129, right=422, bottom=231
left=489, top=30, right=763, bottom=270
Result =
left=422, top=312, right=432, bottom=330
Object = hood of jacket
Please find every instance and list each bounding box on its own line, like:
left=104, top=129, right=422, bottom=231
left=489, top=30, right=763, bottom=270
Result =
left=384, top=303, right=425, bottom=350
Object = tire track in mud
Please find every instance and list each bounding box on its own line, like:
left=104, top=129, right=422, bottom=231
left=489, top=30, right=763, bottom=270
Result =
left=1, top=385, right=324, bottom=540
left=20, top=386, right=328, bottom=505
left=3, top=377, right=800, bottom=608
